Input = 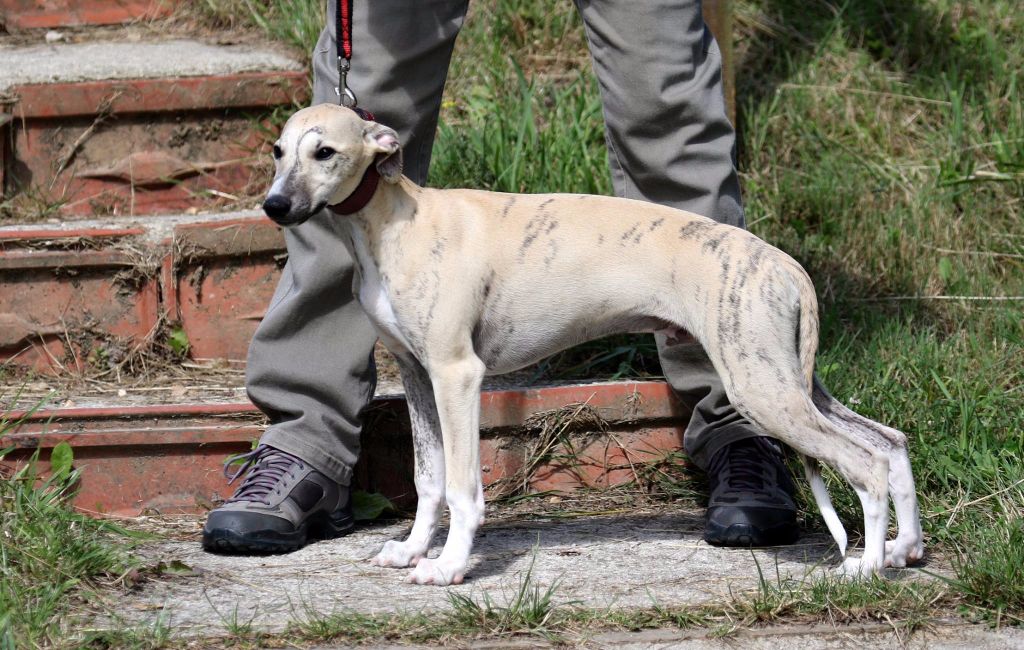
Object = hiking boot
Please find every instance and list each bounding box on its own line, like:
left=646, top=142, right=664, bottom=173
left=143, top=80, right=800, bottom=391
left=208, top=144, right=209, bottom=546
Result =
left=202, top=445, right=354, bottom=554
left=703, top=437, right=799, bottom=547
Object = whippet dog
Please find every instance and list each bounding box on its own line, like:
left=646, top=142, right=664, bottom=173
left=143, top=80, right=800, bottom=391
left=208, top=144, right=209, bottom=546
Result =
left=261, top=104, right=925, bottom=586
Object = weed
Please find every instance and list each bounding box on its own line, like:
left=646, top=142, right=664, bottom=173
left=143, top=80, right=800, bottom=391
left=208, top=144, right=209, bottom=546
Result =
left=430, top=66, right=611, bottom=196
left=205, top=591, right=260, bottom=641
left=288, top=605, right=419, bottom=643
left=77, top=616, right=172, bottom=650
left=241, top=0, right=325, bottom=61
left=351, top=490, right=396, bottom=521
left=166, top=326, right=190, bottom=359
left=949, top=518, right=1024, bottom=625
left=189, top=0, right=324, bottom=62
left=0, top=187, right=68, bottom=223
left=0, top=437, right=139, bottom=647
left=446, top=555, right=564, bottom=640
left=488, top=401, right=607, bottom=500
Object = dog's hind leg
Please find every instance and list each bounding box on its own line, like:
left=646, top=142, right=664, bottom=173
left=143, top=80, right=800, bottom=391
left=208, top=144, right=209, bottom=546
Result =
left=406, top=352, right=487, bottom=586
left=716, top=364, right=892, bottom=577
left=812, top=379, right=924, bottom=568
left=764, top=395, right=892, bottom=577
left=701, top=258, right=901, bottom=576
left=372, top=355, right=446, bottom=569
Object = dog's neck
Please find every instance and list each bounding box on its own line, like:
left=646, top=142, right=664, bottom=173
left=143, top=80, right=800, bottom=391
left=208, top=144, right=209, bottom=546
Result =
left=331, top=171, right=419, bottom=243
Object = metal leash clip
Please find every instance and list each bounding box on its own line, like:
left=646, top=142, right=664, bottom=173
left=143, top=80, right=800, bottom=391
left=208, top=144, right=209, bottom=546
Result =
left=336, top=56, right=357, bottom=108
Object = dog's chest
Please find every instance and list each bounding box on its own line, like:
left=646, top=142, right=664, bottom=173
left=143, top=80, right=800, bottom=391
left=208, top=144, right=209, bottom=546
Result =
left=348, top=229, right=414, bottom=351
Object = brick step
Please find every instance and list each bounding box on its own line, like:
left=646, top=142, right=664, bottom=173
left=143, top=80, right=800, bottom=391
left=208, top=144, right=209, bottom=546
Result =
left=0, top=210, right=283, bottom=371
left=0, top=0, right=170, bottom=30
left=1, top=37, right=307, bottom=216
left=0, top=380, right=691, bottom=516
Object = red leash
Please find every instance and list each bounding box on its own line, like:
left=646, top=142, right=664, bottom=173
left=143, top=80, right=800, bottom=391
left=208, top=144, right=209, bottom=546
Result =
left=336, top=0, right=355, bottom=107
left=335, top=0, right=374, bottom=121
left=337, top=0, right=353, bottom=60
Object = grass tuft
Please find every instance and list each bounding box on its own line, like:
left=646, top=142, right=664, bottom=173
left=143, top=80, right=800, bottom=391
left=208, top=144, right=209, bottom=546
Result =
left=445, top=555, right=564, bottom=640
left=430, top=66, right=610, bottom=196
left=950, top=518, right=1024, bottom=625
left=0, top=444, right=138, bottom=648
left=189, top=0, right=324, bottom=61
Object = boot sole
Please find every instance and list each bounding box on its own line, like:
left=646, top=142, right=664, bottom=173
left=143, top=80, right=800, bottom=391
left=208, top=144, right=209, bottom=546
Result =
left=202, top=508, right=355, bottom=555
left=703, top=520, right=799, bottom=548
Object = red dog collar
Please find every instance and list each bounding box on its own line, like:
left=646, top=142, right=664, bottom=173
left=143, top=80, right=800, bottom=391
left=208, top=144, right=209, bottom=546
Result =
left=328, top=162, right=380, bottom=215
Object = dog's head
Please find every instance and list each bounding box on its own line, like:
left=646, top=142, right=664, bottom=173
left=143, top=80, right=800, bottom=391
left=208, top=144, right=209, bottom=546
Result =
left=262, top=104, right=403, bottom=226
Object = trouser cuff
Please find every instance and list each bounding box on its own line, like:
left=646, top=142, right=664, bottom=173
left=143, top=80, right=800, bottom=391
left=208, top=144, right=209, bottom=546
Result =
left=685, top=422, right=765, bottom=471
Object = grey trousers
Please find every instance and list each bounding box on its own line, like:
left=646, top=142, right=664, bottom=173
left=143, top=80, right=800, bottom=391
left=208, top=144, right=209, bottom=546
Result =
left=246, top=0, right=761, bottom=486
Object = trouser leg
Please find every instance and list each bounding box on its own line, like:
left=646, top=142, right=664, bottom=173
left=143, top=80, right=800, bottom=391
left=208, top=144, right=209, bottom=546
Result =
left=575, top=0, right=759, bottom=470
left=246, top=0, right=469, bottom=484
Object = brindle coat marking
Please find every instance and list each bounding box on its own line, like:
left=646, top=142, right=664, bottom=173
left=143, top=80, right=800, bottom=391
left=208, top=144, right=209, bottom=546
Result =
left=262, top=104, right=924, bottom=586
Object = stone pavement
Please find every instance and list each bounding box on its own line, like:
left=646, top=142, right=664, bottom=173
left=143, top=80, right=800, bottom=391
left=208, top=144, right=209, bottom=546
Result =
left=122, top=508, right=841, bottom=634
left=107, top=506, right=1022, bottom=648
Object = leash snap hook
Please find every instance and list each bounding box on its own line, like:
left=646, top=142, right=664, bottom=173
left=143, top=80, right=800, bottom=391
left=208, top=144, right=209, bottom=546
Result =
left=336, top=56, right=357, bottom=108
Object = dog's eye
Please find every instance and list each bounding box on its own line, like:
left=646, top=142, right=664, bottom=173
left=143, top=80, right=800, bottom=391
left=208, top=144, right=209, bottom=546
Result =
left=272, top=144, right=283, bottom=159
left=314, top=147, right=336, bottom=161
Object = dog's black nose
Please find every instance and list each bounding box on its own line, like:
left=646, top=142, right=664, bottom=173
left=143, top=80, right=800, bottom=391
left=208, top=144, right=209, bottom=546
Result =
left=263, top=195, right=292, bottom=220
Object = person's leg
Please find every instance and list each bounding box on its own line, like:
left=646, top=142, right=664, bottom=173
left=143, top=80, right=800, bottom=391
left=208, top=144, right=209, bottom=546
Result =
left=575, top=0, right=797, bottom=546
left=203, top=0, right=469, bottom=554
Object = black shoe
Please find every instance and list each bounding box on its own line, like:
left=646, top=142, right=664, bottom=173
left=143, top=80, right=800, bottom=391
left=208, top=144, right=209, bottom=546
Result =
left=703, top=437, right=799, bottom=547
left=202, top=445, right=354, bottom=554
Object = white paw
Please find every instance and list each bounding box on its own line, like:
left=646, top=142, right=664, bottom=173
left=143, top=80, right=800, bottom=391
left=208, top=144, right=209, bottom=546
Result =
left=406, top=557, right=465, bottom=586
left=836, top=556, right=881, bottom=579
left=885, top=538, right=925, bottom=568
left=371, top=540, right=425, bottom=568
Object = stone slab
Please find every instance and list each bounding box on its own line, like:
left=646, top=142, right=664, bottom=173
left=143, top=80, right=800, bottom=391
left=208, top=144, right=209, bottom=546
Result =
left=119, top=511, right=852, bottom=635
left=0, top=39, right=302, bottom=91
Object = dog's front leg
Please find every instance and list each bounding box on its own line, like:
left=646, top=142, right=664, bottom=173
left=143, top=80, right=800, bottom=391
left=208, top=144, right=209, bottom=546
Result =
left=407, top=354, right=486, bottom=586
left=371, top=355, right=444, bottom=569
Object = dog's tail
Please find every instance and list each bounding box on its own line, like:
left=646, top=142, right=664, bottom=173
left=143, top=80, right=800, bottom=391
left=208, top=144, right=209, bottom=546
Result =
left=802, top=455, right=848, bottom=556
left=790, top=260, right=848, bottom=555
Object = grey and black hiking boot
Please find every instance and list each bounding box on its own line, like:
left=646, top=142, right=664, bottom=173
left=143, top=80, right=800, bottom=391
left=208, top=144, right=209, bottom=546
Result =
left=703, top=437, right=799, bottom=547
left=202, top=445, right=354, bottom=554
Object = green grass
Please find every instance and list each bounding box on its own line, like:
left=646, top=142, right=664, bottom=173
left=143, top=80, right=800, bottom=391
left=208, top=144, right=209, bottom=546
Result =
left=728, top=2, right=1023, bottom=620
left=0, top=442, right=139, bottom=648
left=430, top=69, right=610, bottom=195
left=949, top=518, right=1024, bottom=625
left=190, top=0, right=325, bottom=60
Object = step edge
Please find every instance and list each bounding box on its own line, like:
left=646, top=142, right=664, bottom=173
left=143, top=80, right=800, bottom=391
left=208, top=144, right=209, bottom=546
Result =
left=1, top=380, right=685, bottom=448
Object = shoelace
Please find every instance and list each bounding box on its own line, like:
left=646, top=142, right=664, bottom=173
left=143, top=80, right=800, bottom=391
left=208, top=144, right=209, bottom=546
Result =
left=222, top=445, right=306, bottom=506
left=709, top=438, right=779, bottom=493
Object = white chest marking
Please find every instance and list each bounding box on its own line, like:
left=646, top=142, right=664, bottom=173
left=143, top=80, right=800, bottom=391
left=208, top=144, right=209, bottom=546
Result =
left=349, top=228, right=414, bottom=352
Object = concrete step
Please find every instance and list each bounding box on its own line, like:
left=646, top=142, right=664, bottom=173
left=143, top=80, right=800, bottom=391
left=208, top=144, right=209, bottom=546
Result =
left=0, top=378, right=690, bottom=516
left=1, top=36, right=307, bottom=216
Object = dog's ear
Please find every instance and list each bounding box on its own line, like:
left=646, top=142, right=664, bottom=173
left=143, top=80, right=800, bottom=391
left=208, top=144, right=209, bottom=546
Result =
left=364, top=122, right=404, bottom=183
